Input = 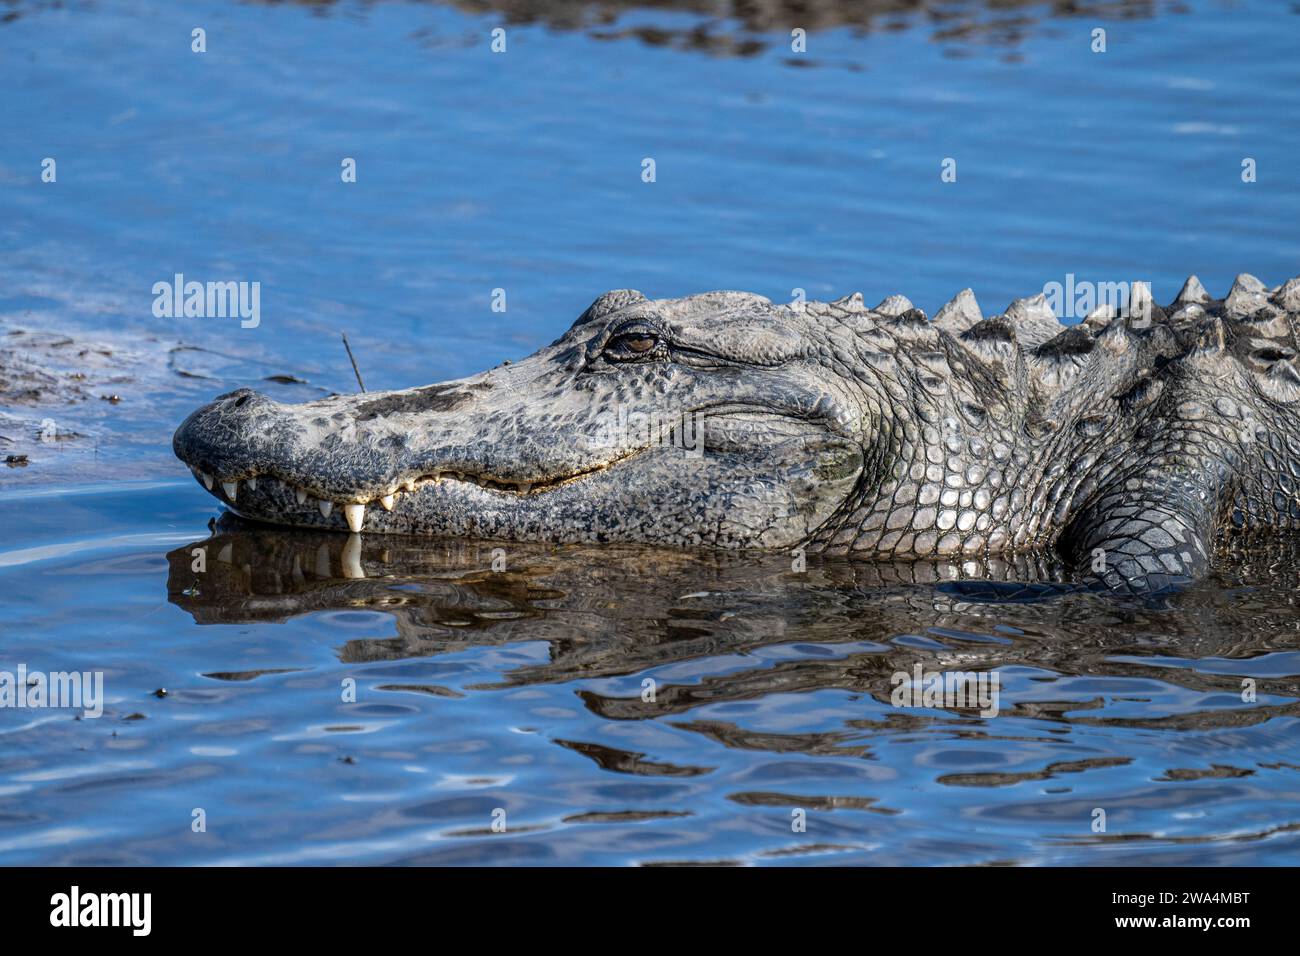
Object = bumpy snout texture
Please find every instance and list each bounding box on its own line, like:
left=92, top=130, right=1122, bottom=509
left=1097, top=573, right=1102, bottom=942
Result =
left=176, top=277, right=1300, bottom=593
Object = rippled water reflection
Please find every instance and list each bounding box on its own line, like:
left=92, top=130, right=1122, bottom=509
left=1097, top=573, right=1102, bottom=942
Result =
left=2, top=485, right=1298, bottom=864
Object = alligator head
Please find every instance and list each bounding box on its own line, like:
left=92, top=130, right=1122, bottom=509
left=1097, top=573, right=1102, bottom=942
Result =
left=175, top=277, right=1300, bottom=592
left=173, top=289, right=869, bottom=549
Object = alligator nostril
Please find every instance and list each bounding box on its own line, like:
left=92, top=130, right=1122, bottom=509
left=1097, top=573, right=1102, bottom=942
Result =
left=232, top=394, right=251, bottom=409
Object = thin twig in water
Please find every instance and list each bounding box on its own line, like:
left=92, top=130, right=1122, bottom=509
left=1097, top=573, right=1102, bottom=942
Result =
left=341, top=333, right=366, bottom=393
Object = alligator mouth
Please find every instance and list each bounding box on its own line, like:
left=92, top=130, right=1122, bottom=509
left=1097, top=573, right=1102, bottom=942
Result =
left=410, top=458, right=630, bottom=495
left=186, top=451, right=641, bottom=533
left=177, top=399, right=837, bottom=539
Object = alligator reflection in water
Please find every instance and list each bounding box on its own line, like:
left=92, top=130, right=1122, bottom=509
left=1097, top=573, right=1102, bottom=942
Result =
left=247, top=0, right=1180, bottom=56
left=167, top=517, right=1300, bottom=737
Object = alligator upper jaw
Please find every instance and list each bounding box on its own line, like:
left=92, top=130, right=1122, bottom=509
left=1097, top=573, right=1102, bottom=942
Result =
left=171, top=378, right=653, bottom=533
left=183, top=454, right=637, bottom=534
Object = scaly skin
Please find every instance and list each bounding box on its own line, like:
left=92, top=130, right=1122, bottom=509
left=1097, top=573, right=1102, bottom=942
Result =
left=174, top=274, right=1300, bottom=592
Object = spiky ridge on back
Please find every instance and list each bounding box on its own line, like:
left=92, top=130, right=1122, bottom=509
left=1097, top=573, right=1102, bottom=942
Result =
left=794, top=274, right=1300, bottom=568
left=814, top=273, right=1300, bottom=417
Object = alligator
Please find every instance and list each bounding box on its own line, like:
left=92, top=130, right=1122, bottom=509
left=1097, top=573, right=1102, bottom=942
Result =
left=173, top=274, right=1300, bottom=593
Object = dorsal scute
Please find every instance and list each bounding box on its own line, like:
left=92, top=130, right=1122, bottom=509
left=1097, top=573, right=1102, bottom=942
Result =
left=1255, top=356, right=1300, bottom=404
left=1025, top=325, right=1103, bottom=397
left=1235, top=305, right=1290, bottom=339
left=1002, top=293, right=1065, bottom=348
left=1215, top=276, right=1291, bottom=340
left=1082, top=303, right=1117, bottom=334
left=819, top=276, right=1300, bottom=407
left=1224, top=273, right=1269, bottom=317
left=1273, top=276, right=1300, bottom=312
left=802, top=292, right=872, bottom=329
left=953, top=316, right=1025, bottom=390
left=1034, top=325, right=1096, bottom=360
left=933, top=288, right=983, bottom=335
left=1185, top=315, right=1227, bottom=359
left=1176, top=275, right=1212, bottom=305
left=960, top=315, right=1017, bottom=347
left=873, top=294, right=915, bottom=317
left=1237, top=273, right=1300, bottom=404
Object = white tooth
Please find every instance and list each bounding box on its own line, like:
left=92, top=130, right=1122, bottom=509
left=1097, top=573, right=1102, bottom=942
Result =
left=295, top=487, right=308, bottom=505
left=201, top=472, right=214, bottom=490
left=319, top=500, right=333, bottom=518
left=222, top=480, right=239, bottom=500
left=341, top=533, right=365, bottom=579
left=344, top=502, right=365, bottom=533
left=246, top=477, right=258, bottom=491
left=404, top=479, right=417, bottom=492
left=380, top=494, right=395, bottom=511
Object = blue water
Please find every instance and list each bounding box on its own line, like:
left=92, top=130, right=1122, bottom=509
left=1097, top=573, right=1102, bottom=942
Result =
left=1, top=0, right=1299, bottom=865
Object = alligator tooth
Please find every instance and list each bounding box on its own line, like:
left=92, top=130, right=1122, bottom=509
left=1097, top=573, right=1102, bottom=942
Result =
left=380, top=494, right=395, bottom=511
left=319, top=500, right=333, bottom=518
left=246, top=477, right=258, bottom=492
left=200, top=472, right=214, bottom=490
left=341, top=533, right=365, bottom=579
left=222, top=480, right=239, bottom=501
left=344, top=502, right=365, bottom=533
left=404, top=479, right=417, bottom=492
left=295, top=486, right=308, bottom=505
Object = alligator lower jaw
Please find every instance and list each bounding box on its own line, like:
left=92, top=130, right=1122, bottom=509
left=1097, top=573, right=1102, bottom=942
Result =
left=187, top=456, right=634, bottom=534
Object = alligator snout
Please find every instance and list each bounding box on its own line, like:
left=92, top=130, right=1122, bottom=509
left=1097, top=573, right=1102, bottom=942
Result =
left=173, top=386, right=342, bottom=515
left=173, top=367, right=623, bottom=535
left=173, top=387, right=279, bottom=480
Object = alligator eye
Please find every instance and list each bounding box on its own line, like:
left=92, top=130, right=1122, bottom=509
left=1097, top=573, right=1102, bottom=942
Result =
left=604, top=331, right=660, bottom=359
left=621, top=335, right=656, bottom=353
